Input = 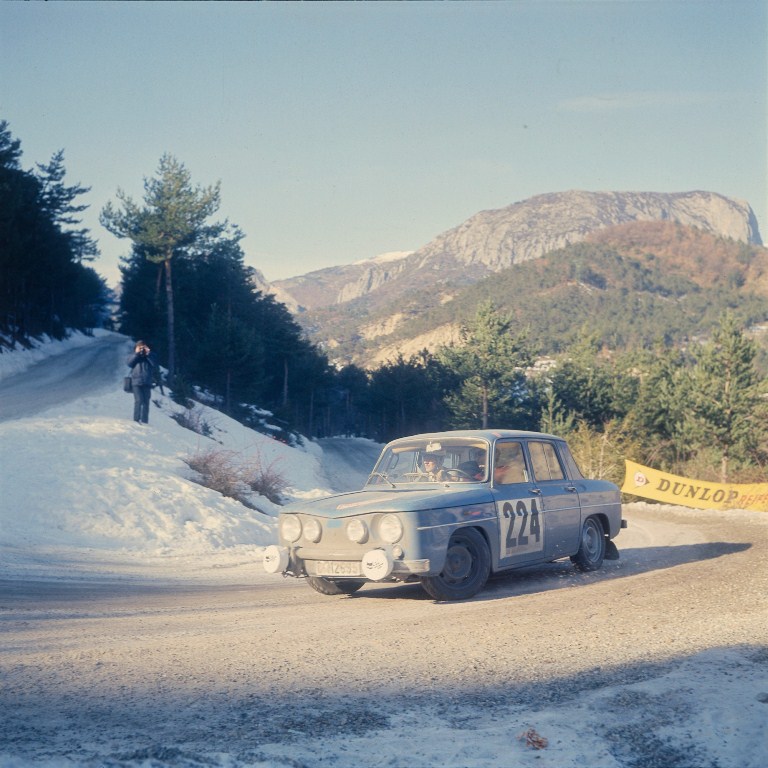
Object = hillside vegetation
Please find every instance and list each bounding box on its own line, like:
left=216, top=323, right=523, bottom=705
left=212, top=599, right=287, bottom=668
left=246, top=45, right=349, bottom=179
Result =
left=303, top=222, right=768, bottom=367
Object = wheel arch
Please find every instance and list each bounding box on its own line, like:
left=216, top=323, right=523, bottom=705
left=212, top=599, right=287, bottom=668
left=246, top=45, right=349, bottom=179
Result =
left=591, top=512, right=610, bottom=539
left=420, top=524, right=493, bottom=601
left=425, top=522, right=495, bottom=576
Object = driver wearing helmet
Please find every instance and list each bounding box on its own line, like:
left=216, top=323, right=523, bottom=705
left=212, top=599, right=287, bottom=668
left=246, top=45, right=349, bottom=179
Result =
left=421, top=453, right=448, bottom=482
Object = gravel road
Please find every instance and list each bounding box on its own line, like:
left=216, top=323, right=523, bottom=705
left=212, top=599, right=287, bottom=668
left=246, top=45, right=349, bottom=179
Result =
left=1, top=503, right=766, bottom=767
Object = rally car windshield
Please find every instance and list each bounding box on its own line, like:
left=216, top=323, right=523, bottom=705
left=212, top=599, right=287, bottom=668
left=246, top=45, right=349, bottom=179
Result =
left=366, top=438, right=490, bottom=485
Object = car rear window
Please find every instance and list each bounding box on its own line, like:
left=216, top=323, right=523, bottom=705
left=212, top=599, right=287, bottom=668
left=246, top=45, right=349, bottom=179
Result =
left=528, top=441, right=565, bottom=481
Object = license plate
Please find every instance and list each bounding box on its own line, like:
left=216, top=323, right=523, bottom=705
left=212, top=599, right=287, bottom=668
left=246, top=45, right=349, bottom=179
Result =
left=314, top=560, right=362, bottom=577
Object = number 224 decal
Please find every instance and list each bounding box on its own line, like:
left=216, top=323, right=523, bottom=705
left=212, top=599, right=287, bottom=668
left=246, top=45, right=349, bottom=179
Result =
left=501, top=498, right=543, bottom=556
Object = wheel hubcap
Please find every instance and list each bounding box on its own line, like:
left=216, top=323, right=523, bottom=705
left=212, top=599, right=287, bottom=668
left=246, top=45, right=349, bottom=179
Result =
left=444, top=542, right=473, bottom=581
left=583, top=522, right=600, bottom=560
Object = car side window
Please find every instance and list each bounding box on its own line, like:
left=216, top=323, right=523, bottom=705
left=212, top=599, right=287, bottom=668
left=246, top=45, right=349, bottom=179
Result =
left=493, top=441, right=528, bottom=485
left=528, top=441, right=565, bottom=481
left=560, top=443, right=585, bottom=480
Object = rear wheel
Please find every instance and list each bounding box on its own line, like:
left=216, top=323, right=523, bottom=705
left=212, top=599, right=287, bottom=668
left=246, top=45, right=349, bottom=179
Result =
left=570, top=516, right=606, bottom=571
left=420, top=528, right=491, bottom=601
left=307, top=576, right=365, bottom=596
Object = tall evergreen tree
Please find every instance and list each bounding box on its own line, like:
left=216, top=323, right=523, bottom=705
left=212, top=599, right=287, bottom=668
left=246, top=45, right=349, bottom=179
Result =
left=688, top=313, right=765, bottom=482
left=439, top=301, right=534, bottom=429
left=625, top=345, right=696, bottom=467
left=36, top=150, right=97, bottom=263
left=100, top=154, right=222, bottom=383
left=367, top=351, right=453, bottom=441
left=545, top=333, right=620, bottom=429
left=0, top=120, right=106, bottom=340
left=331, top=364, right=370, bottom=437
left=116, top=209, right=333, bottom=435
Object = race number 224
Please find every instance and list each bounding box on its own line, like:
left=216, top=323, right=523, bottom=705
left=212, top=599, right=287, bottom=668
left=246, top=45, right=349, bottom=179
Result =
left=502, top=498, right=542, bottom=554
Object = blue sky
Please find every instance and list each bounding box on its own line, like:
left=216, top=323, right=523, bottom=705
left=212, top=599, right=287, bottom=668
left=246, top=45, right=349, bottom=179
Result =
left=2, top=1, right=766, bottom=287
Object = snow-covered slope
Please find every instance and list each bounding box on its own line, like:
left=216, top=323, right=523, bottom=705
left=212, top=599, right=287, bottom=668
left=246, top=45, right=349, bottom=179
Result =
left=0, top=332, right=376, bottom=581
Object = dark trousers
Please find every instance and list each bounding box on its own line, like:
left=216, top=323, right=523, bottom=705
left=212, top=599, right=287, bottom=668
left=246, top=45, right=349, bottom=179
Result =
left=132, top=385, right=152, bottom=423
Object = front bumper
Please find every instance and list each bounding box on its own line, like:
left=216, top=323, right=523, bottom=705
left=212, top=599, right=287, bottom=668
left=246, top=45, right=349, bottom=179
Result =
left=263, top=545, right=430, bottom=581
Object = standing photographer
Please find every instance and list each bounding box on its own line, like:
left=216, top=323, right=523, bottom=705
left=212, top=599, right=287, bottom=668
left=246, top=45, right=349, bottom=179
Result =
left=126, top=340, right=156, bottom=424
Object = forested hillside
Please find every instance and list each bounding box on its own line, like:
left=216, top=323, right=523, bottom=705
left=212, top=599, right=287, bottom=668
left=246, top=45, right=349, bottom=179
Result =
left=0, top=121, right=109, bottom=343
left=305, top=222, right=768, bottom=367
left=102, top=154, right=332, bottom=441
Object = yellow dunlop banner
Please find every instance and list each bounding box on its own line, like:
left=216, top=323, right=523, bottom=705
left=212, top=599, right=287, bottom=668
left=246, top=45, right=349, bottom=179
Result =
left=622, top=460, right=768, bottom=512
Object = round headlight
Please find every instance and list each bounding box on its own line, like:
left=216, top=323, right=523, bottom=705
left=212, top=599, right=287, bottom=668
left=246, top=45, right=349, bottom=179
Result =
left=281, top=515, right=302, bottom=543
left=379, top=513, right=403, bottom=544
left=346, top=518, right=369, bottom=544
left=303, top=517, right=322, bottom=543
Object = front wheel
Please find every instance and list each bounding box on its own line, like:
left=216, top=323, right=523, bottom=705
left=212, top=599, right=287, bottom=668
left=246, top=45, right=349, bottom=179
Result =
left=570, top=516, right=606, bottom=571
left=420, top=528, right=491, bottom=601
left=307, top=577, right=365, bottom=596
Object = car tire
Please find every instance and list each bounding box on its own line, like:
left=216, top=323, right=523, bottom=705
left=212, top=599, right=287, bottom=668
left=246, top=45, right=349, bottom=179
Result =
left=570, top=516, right=606, bottom=572
left=307, top=576, right=365, bottom=596
left=420, top=528, right=491, bottom=601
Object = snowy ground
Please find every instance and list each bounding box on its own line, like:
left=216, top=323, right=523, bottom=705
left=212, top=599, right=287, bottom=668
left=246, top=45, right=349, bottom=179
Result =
left=0, top=330, right=379, bottom=583
left=0, top=332, right=766, bottom=768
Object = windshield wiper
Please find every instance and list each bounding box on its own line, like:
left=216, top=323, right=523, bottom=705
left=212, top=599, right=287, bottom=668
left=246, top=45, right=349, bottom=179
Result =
left=366, top=471, right=396, bottom=488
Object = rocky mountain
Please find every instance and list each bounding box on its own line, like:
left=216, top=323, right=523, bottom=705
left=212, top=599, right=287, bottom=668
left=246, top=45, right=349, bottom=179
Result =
left=274, top=191, right=761, bottom=310
left=267, top=251, right=413, bottom=313
left=267, top=190, right=763, bottom=366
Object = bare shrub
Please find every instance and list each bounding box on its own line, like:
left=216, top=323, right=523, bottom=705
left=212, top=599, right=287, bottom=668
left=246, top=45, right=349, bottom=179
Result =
left=182, top=448, right=254, bottom=508
left=560, top=419, right=641, bottom=485
left=518, top=728, right=548, bottom=750
left=242, top=456, right=287, bottom=505
left=171, top=407, right=214, bottom=438
left=182, top=447, right=287, bottom=508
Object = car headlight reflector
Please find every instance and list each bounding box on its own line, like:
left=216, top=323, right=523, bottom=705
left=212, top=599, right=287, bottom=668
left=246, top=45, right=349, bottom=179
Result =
left=346, top=518, right=369, bottom=544
left=303, top=517, right=322, bottom=543
left=281, top=515, right=302, bottom=543
left=379, top=514, right=404, bottom=544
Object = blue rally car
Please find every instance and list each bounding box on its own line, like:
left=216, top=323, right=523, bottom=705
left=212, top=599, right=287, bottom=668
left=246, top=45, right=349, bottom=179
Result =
left=263, top=430, right=625, bottom=601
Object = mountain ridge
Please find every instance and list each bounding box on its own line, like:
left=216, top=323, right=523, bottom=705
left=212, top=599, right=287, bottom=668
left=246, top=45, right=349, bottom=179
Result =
left=272, top=190, right=761, bottom=313
left=361, top=222, right=768, bottom=366
left=261, top=190, right=764, bottom=367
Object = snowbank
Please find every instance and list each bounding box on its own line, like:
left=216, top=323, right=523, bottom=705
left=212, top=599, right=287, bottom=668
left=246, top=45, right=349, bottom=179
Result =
left=0, top=332, right=337, bottom=581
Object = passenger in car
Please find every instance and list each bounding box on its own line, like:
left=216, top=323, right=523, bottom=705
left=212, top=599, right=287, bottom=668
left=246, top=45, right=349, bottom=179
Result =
left=493, top=443, right=528, bottom=484
left=469, top=447, right=487, bottom=471
left=457, top=460, right=484, bottom=481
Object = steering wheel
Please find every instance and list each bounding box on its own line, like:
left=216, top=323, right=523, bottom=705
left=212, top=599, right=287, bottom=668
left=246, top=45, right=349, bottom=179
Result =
left=444, top=469, right=472, bottom=480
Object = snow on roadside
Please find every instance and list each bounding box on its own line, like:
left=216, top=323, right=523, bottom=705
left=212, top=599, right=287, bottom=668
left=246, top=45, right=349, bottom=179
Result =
left=0, top=331, right=337, bottom=582
left=0, top=330, right=108, bottom=381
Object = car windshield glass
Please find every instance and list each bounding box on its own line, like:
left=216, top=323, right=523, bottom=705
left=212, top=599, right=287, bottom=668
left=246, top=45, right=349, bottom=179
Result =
left=366, top=438, right=490, bottom=485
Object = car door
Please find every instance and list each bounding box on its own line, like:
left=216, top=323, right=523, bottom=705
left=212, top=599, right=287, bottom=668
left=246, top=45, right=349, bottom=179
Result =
left=491, top=440, right=547, bottom=568
left=525, top=440, right=581, bottom=557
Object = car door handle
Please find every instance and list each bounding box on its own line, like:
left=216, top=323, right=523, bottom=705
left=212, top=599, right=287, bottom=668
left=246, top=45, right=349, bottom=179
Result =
left=565, top=486, right=578, bottom=493
left=529, top=487, right=542, bottom=494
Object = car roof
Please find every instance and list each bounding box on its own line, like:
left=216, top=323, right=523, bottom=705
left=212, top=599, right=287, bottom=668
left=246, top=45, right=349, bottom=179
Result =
left=386, top=429, right=565, bottom=445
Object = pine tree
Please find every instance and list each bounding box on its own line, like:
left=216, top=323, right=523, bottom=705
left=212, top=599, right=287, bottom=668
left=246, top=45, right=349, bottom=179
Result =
left=624, top=346, right=696, bottom=467
left=689, top=313, right=764, bottom=482
left=100, top=154, right=222, bottom=384
left=367, top=352, right=450, bottom=441
left=36, top=150, right=97, bottom=262
left=1, top=121, right=105, bottom=339
left=439, top=301, right=534, bottom=429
